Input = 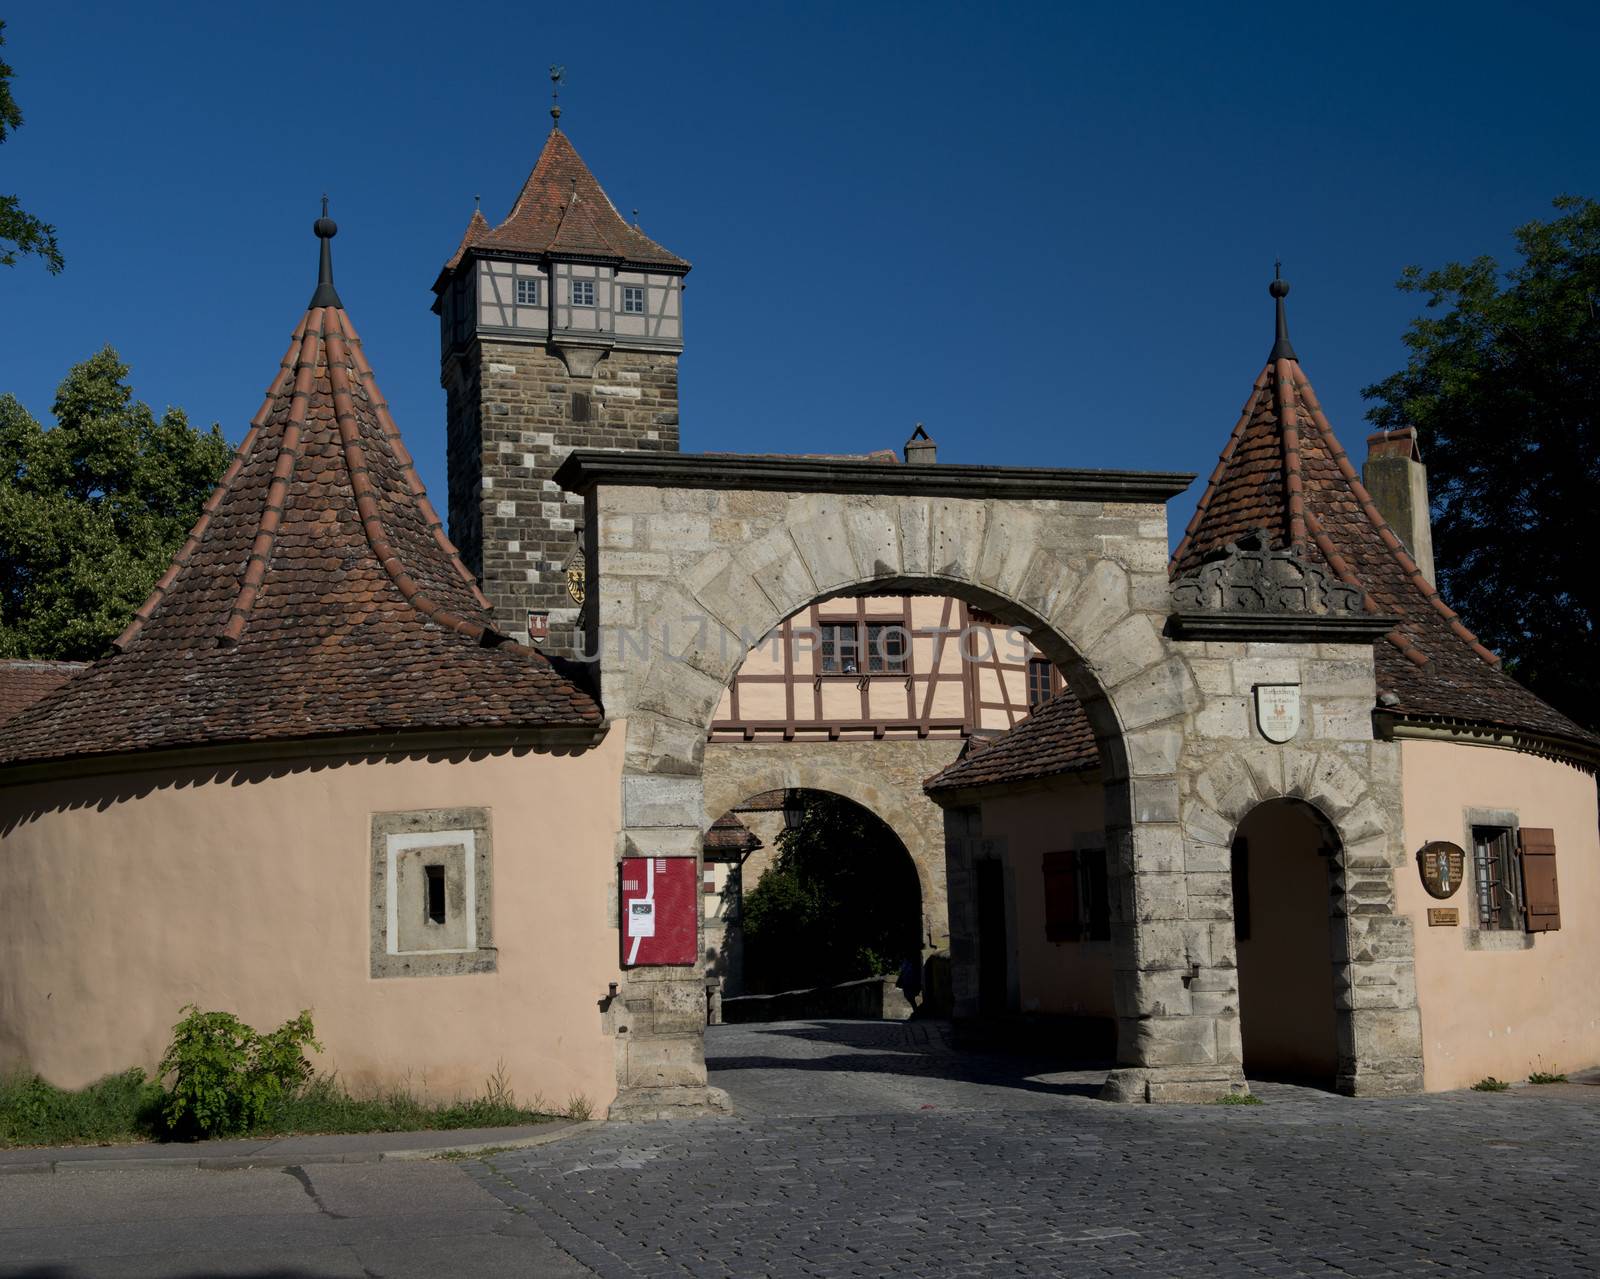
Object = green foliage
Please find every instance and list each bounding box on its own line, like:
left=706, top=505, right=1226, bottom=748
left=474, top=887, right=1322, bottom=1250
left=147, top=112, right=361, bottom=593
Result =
left=0, top=22, right=62, bottom=274
left=0, top=1068, right=164, bottom=1147
left=1211, top=1092, right=1263, bottom=1106
left=157, top=1006, right=321, bottom=1139
left=1527, top=1070, right=1567, bottom=1085
left=0, top=348, right=231, bottom=660
left=740, top=792, right=922, bottom=994
left=1471, top=1076, right=1512, bottom=1092
left=1363, top=195, right=1600, bottom=729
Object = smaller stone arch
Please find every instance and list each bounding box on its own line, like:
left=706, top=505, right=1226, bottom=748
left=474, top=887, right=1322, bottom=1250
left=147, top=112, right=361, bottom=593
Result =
left=702, top=743, right=951, bottom=949
left=1182, top=746, right=1423, bottom=1096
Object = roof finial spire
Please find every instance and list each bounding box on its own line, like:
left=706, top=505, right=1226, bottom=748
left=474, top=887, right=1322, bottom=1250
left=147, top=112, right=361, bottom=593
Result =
left=550, top=65, right=564, bottom=129
left=309, top=195, right=342, bottom=309
left=1268, top=259, right=1297, bottom=362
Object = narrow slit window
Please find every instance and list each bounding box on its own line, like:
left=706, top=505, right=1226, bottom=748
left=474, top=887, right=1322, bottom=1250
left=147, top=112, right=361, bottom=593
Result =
left=424, top=864, right=447, bottom=925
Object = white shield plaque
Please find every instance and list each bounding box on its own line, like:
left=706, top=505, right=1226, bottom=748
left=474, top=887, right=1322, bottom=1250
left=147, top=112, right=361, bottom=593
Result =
left=1254, top=684, right=1301, bottom=743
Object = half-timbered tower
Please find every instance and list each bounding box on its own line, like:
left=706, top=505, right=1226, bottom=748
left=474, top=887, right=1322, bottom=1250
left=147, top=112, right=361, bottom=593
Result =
left=434, top=106, right=689, bottom=654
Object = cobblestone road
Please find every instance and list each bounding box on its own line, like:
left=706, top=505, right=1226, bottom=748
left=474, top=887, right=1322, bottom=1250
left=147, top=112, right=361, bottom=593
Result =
left=471, top=1019, right=1600, bottom=1278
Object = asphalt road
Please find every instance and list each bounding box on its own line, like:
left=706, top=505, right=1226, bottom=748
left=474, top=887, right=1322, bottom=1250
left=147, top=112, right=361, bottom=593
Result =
left=5, top=1020, right=1599, bottom=1278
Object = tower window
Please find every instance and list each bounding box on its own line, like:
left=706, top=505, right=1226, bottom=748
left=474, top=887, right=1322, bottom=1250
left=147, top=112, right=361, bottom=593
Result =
left=515, top=278, right=540, bottom=306
left=571, top=279, right=596, bottom=307
left=621, top=285, right=646, bottom=314
left=424, top=864, right=447, bottom=925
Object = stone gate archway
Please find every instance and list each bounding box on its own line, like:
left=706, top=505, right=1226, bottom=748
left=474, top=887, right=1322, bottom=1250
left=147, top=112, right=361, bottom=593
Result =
left=703, top=740, right=957, bottom=952
left=557, top=451, right=1424, bottom=1116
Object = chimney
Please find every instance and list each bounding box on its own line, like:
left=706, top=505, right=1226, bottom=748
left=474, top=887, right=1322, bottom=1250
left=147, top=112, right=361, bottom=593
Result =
left=1363, top=428, right=1436, bottom=584
left=904, top=423, right=937, bottom=465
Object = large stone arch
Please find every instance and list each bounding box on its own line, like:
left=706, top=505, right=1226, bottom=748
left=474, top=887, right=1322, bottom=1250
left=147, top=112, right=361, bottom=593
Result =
left=702, top=738, right=960, bottom=949
left=559, top=453, right=1422, bottom=1115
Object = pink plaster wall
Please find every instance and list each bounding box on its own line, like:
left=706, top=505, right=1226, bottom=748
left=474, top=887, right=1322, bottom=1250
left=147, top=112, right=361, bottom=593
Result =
left=0, top=732, right=626, bottom=1111
left=1399, top=739, right=1600, bottom=1090
left=978, top=780, right=1115, bottom=1017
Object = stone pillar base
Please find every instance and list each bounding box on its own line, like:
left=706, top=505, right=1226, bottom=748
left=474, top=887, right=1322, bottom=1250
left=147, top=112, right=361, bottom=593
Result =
left=607, top=1084, right=733, bottom=1123
left=1101, top=1065, right=1248, bottom=1104
left=1336, top=1065, right=1424, bottom=1097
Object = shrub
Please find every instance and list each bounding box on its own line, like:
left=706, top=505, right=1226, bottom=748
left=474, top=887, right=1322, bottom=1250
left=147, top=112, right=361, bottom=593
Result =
left=1471, top=1076, right=1511, bottom=1092
left=157, top=1006, right=321, bottom=1139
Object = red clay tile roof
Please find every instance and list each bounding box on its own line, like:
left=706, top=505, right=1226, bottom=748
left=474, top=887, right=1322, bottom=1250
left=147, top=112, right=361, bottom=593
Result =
left=0, top=229, right=601, bottom=771
left=704, top=813, right=763, bottom=856
left=924, top=693, right=1100, bottom=795
left=1174, top=293, right=1595, bottom=755
left=443, top=207, right=491, bottom=273
left=0, top=660, right=85, bottom=725
left=466, top=129, right=688, bottom=272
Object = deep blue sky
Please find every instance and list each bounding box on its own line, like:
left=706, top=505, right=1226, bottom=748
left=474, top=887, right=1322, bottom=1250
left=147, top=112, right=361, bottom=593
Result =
left=6, top=2, right=1598, bottom=544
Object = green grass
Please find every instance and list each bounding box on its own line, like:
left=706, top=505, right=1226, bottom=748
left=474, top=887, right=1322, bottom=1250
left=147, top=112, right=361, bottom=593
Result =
left=1, top=1067, right=585, bottom=1149
left=0, top=1069, right=165, bottom=1148
left=1212, top=1092, right=1263, bottom=1105
left=1527, top=1070, right=1568, bottom=1085
left=1471, top=1076, right=1512, bottom=1092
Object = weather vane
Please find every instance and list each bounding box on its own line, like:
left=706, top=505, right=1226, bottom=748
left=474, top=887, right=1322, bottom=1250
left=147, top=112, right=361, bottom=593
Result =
left=550, top=65, right=565, bottom=127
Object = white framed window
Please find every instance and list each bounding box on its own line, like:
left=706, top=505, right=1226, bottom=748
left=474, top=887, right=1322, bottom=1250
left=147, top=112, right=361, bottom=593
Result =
left=622, top=284, right=646, bottom=314
left=515, top=277, right=540, bottom=306
left=571, top=278, right=596, bottom=307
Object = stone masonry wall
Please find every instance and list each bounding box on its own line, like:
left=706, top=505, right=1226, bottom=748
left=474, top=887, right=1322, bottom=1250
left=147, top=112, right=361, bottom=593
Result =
left=443, top=340, right=680, bottom=655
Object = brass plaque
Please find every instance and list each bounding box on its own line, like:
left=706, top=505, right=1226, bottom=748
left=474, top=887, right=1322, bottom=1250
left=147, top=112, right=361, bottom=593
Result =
left=1417, top=841, right=1466, bottom=900
left=1428, top=907, right=1459, bottom=927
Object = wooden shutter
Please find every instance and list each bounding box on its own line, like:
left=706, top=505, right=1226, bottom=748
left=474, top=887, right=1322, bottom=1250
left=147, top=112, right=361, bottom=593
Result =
left=1043, top=849, right=1080, bottom=942
left=1518, top=827, right=1561, bottom=932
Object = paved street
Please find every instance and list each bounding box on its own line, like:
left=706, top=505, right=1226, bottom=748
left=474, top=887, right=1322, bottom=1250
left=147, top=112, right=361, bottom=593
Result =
left=4, top=1019, right=1599, bottom=1277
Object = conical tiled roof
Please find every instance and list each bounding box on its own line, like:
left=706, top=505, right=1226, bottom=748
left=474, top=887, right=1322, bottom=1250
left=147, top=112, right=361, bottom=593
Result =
left=0, top=218, right=600, bottom=770
left=1174, top=278, right=1595, bottom=756
left=471, top=129, right=688, bottom=269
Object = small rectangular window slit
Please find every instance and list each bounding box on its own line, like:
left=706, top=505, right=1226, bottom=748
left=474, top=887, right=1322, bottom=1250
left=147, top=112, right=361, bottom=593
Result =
left=424, top=864, right=447, bottom=925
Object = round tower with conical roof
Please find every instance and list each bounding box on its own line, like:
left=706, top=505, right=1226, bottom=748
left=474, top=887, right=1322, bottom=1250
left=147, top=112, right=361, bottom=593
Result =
left=433, top=118, right=690, bottom=655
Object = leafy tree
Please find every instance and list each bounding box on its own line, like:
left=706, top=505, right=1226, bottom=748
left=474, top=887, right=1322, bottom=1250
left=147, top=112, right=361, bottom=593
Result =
left=1364, top=196, right=1600, bottom=729
left=0, top=348, right=231, bottom=660
left=740, top=792, right=922, bottom=995
left=0, top=21, right=62, bottom=274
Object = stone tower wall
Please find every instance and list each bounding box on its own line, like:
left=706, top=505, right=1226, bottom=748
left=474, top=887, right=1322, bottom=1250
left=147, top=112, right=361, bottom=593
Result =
left=443, top=340, right=680, bottom=653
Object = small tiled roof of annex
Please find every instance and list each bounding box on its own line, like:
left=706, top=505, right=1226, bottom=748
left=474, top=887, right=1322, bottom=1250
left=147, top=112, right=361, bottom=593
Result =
left=0, top=213, right=600, bottom=771
left=0, top=660, right=85, bottom=725
left=448, top=128, right=688, bottom=276
left=1172, top=273, right=1595, bottom=757
left=703, top=813, right=763, bottom=856
left=924, top=692, right=1100, bottom=795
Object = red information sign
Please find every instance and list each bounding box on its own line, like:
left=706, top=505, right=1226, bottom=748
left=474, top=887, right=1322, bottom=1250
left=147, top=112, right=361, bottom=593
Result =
left=619, top=856, right=698, bottom=967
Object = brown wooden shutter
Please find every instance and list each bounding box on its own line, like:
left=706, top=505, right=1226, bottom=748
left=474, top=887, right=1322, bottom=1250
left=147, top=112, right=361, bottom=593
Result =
left=1043, top=849, right=1080, bottom=942
left=1518, top=828, right=1561, bottom=932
